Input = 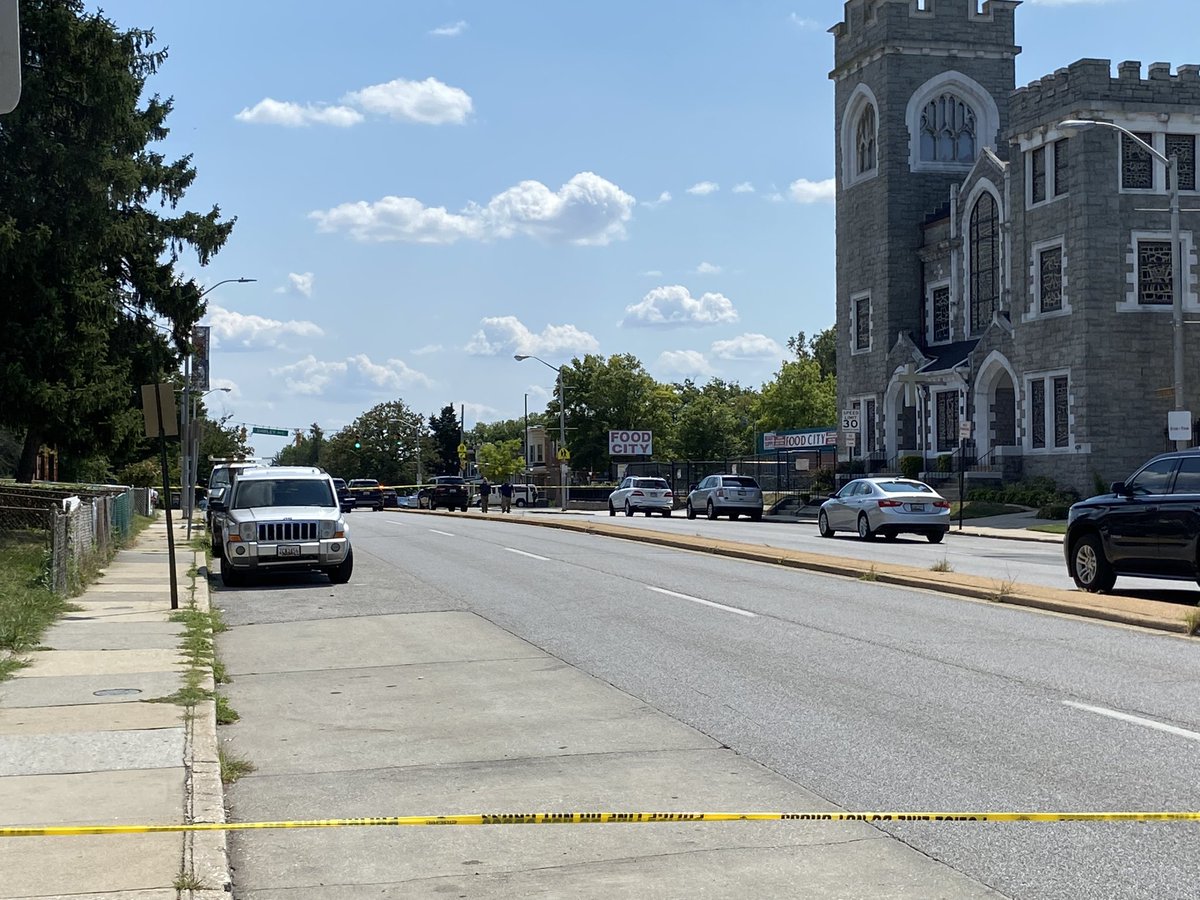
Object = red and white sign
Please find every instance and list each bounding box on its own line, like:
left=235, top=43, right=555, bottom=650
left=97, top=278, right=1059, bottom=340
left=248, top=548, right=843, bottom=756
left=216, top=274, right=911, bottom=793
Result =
left=762, top=431, right=837, bottom=450
left=609, top=430, right=653, bottom=456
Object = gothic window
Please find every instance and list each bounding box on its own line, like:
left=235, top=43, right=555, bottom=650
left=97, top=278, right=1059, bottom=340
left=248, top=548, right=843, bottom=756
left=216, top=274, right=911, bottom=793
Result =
left=1138, top=240, right=1174, bottom=305
left=969, top=192, right=999, bottom=334
left=1053, top=139, right=1069, bottom=196
left=855, top=105, right=877, bottom=175
left=853, top=295, right=871, bottom=351
left=919, top=93, right=977, bottom=164
left=1030, top=379, right=1046, bottom=449
left=1053, top=376, right=1069, bottom=448
left=936, top=391, right=959, bottom=453
left=1039, top=246, right=1063, bottom=313
left=1029, top=375, right=1070, bottom=450
left=1166, top=134, right=1196, bottom=192
left=1122, top=132, right=1155, bottom=190
left=932, top=286, right=951, bottom=342
left=1031, top=146, right=1046, bottom=204
left=865, top=399, right=877, bottom=454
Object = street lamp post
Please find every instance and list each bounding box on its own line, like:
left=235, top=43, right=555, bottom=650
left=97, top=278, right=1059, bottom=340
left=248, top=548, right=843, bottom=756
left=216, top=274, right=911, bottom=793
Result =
left=515, top=354, right=568, bottom=511
left=1058, top=119, right=1187, bottom=448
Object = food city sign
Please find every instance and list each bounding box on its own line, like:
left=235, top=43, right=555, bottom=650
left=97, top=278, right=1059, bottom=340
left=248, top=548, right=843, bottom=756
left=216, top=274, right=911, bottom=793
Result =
left=609, top=430, right=653, bottom=456
left=760, top=428, right=838, bottom=451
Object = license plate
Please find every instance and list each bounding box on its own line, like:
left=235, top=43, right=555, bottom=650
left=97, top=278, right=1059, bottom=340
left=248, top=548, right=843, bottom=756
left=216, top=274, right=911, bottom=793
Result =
left=909, top=503, right=925, bottom=512
left=277, top=544, right=302, bottom=558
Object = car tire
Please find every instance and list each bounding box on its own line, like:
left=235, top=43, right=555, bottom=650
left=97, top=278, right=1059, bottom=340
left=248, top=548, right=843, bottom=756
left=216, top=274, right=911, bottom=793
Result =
left=327, top=549, right=353, bottom=585
left=729, top=512, right=740, bottom=520
left=663, top=510, right=672, bottom=517
left=516, top=499, right=526, bottom=508
left=461, top=506, right=468, bottom=513
left=707, top=501, right=718, bottom=521
left=926, top=530, right=944, bottom=544
left=429, top=501, right=437, bottom=511
left=1070, top=533, right=1116, bottom=592
left=686, top=503, right=696, bottom=520
left=644, top=509, right=652, bottom=517
left=220, top=559, right=246, bottom=588
left=884, top=530, right=898, bottom=541
left=625, top=501, right=634, bottom=517
left=857, top=513, right=874, bottom=541
left=749, top=511, right=762, bottom=522
left=211, top=539, right=223, bottom=561
left=609, top=503, right=616, bottom=517
left=818, top=511, right=834, bottom=537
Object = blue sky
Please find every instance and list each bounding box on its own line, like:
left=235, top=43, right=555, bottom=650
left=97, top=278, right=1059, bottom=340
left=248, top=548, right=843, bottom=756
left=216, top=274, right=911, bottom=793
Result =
left=96, top=0, right=1197, bottom=457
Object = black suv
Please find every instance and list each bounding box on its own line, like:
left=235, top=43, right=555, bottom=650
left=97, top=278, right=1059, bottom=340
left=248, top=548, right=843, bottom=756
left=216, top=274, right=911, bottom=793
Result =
left=1065, top=448, right=1200, bottom=592
left=423, top=476, right=469, bottom=512
left=332, top=478, right=355, bottom=512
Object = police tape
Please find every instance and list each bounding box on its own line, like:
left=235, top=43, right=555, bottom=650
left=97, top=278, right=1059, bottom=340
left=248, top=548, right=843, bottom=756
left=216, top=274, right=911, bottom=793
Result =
left=4, top=811, right=1200, bottom=837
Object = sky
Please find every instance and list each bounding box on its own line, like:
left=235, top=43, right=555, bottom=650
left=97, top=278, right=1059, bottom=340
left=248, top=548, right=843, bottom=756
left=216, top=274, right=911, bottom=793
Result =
left=91, top=0, right=1199, bottom=458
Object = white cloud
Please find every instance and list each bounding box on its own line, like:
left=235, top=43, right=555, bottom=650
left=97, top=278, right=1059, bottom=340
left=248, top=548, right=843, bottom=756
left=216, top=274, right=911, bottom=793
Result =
left=789, top=13, right=819, bottom=28
left=711, top=333, right=784, bottom=360
left=525, top=384, right=553, bottom=400
left=695, top=261, right=722, bottom=275
left=234, top=99, right=363, bottom=127
left=465, top=316, right=600, bottom=357
left=271, top=354, right=432, bottom=396
left=412, top=343, right=444, bottom=355
left=686, top=181, right=720, bottom=196
left=732, top=182, right=756, bottom=194
left=457, top=401, right=497, bottom=423
left=429, top=20, right=468, bottom=36
left=766, top=192, right=786, bottom=203
left=789, top=177, right=836, bottom=203
left=656, top=350, right=715, bottom=377
left=204, top=304, right=324, bottom=351
left=343, top=77, right=473, bottom=125
left=274, top=272, right=314, bottom=298
left=310, top=172, right=636, bottom=246
left=621, top=285, right=739, bottom=328
left=641, top=191, right=672, bottom=209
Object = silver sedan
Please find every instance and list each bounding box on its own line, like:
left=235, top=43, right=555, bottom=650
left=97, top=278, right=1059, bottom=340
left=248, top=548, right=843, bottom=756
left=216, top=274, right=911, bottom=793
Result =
left=818, top=477, right=950, bottom=543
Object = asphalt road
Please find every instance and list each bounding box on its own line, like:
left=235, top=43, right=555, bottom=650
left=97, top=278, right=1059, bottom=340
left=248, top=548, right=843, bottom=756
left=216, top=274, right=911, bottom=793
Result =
left=219, top=511, right=1200, bottom=899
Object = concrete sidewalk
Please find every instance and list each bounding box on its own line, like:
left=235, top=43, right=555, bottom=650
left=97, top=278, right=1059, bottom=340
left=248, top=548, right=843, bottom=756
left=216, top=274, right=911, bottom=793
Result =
left=0, top=518, right=227, bottom=900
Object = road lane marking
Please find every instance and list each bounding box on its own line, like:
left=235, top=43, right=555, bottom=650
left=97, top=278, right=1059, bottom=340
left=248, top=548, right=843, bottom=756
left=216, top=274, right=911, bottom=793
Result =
left=429, top=529, right=455, bottom=537
left=1063, top=701, right=1200, bottom=742
left=506, top=548, right=550, bottom=561
left=646, top=586, right=756, bottom=618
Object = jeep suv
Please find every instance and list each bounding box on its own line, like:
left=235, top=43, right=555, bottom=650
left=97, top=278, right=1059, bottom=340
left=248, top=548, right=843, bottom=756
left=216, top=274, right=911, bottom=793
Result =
left=1065, top=448, right=1200, bottom=592
left=422, top=476, right=469, bottom=511
left=212, top=466, right=352, bottom=587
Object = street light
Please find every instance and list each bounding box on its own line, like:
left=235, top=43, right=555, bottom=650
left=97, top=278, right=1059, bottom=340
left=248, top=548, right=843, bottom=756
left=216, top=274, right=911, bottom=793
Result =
left=515, top=354, right=568, bottom=511
left=1058, top=119, right=1187, bottom=448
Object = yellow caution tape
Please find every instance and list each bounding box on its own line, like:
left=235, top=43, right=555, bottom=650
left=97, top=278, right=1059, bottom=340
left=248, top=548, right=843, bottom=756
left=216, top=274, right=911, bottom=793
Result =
left=4, top=811, right=1200, bottom=837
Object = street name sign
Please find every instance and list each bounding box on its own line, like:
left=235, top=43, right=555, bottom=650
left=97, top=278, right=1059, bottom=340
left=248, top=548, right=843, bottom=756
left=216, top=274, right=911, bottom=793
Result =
left=252, top=427, right=289, bottom=437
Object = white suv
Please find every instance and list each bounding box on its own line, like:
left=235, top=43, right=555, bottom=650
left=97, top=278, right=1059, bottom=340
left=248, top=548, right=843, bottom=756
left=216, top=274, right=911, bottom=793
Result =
left=211, top=467, right=352, bottom=586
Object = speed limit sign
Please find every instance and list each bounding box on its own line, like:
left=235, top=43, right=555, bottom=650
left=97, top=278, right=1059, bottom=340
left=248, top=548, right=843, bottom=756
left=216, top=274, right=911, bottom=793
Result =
left=841, top=409, right=860, bottom=431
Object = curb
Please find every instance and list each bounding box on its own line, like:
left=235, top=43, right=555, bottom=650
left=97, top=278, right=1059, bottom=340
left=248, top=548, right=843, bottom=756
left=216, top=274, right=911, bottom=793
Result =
left=388, top=509, right=1195, bottom=636
left=184, top=549, right=232, bottom=898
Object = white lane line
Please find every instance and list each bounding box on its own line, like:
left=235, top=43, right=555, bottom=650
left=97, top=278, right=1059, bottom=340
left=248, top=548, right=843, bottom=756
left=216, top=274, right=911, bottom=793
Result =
left=506, top=548, right=550, bottom=561
left=646, top=585, right=757, bottom=618
left=1063, top=700, right=1200, bottom=742
left=429, top=529, right=456, bottom=537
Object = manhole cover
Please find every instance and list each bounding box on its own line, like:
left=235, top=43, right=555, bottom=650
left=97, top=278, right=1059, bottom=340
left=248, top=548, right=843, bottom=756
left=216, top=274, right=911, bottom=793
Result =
left=93, top=688, right=142, bottom=697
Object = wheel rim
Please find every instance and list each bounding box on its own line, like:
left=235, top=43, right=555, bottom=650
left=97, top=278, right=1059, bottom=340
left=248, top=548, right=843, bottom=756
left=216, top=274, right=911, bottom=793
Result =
left=819, top=512, right=827, bottom=533
left=858, top=517, right=869, bottom=538
left=1076, top=544, right=1098, bottom=584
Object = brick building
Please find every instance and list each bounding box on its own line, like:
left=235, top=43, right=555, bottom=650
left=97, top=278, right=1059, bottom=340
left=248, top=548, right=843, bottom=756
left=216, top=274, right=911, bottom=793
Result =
left=830, top=0, right=1200, bottom=492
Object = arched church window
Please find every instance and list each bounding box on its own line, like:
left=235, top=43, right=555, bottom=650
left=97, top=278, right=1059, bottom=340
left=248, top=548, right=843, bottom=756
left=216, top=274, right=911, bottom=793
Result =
left=919, top=93, right=976, bottom=164
left=969, top=192, right=999, bottom=334
left=855, top=105, right=877, bottom=175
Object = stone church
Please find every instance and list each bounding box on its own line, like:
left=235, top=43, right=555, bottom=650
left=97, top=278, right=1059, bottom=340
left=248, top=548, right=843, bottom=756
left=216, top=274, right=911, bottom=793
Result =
left=830, top=0, right=1200, bottom=493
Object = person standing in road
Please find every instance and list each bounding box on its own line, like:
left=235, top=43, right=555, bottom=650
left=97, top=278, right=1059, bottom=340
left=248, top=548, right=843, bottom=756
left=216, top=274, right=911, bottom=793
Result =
left=499, top=479, right=513, bottom=513
left=479, top=477, right=491, bottom=513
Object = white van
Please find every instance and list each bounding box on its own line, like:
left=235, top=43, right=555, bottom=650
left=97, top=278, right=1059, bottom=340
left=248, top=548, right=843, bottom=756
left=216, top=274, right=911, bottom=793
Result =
left=472, top=483, right=539, bottom=508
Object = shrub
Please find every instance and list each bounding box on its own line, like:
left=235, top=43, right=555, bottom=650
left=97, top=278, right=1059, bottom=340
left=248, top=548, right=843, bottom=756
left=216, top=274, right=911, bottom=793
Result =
left=936, top=454, right=953, bottom=473
left=1036, top=503, right=1072, bottom=520
left=899, top=455, right=922, bottom=480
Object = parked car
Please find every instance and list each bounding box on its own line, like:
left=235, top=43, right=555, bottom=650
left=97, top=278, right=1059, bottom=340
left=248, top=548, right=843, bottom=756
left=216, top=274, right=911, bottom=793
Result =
left=331, top=478, right=355, bottom=512
left=424, top=475, right=469, bottom=511
left=210, top=466, right=352, bottom=587
left=608, top=477, right=674, bottom=517
left=347, top=478, right=384, bottom=511
left=685, top=475, right=763, bottom=520
left=205, top=459, right=262, bottom=558
left=381, top=486, right=398, bottom=508
left=818, top=477, right=950, bottom=542
left=470, top=483, right=540, bottom=508
left=1065, top=448, right=1200, bottom=592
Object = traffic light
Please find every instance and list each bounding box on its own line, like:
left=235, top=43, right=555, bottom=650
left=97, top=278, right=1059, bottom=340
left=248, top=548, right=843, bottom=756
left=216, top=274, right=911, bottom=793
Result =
left=354, top=441, right=362, bottom=450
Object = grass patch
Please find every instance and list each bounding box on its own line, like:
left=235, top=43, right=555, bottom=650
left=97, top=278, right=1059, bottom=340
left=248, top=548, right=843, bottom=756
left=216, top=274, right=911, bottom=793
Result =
left=219, top=748, right=255, bottom=784
left=859, top=563, right=878, bottom=582
left=1029, top=523, right=1067, bottom=535
left=1185, top=609, right=1200, bottom=637
left=0, top=532, right=73, bottom=669
left=173, top=872, right=212, bottom=891
left=930, top=557, right=954, bottom=573
left=948, top=501, right=1028, bottom=519
left=215, top=693, right=240, bottom=724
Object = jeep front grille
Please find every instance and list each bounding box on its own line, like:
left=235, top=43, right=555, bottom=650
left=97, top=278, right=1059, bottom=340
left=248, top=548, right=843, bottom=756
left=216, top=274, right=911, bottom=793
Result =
left=257, top=521, right=318, bottom=542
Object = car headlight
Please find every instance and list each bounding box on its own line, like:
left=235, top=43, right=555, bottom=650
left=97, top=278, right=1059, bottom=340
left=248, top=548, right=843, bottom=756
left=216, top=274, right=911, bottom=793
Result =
left=320, top=520, right=335, bottom=539
left=238, top=522, right=256, bottom=541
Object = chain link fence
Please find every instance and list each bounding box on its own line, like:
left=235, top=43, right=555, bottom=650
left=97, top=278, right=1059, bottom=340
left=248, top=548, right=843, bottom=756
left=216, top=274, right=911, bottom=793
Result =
left=0, top=484, right=143, bottom=594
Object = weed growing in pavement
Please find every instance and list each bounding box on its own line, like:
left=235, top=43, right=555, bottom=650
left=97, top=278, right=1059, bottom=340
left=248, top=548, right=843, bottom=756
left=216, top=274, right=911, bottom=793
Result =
left=859, top=564, right=879, bottom=582
left=219, top=748, right=255, bottom=783
left=215, top=693, right=240, bottom=724
left=991, top=576, right=1017, bottom=603
left=173, top=871, right=212, bottom=891
left=930, top=557, right=954, bottom=573
left=1185, top=608, right=1200, bottom=636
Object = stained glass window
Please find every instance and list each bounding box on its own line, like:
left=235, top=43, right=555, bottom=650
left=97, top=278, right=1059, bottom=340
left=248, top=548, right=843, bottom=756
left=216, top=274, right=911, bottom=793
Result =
left=936, top=391, right=959, bottom=453
left=1053, top=376, right=1069, bottom=448
left=1030, top=379, right=1045, bottom=449
left=919, top=94, right=977, bottom=164
left=970, top=192, right=999, bottom=333
left=1053, top=139, right=1068, bottom=196
left=1138, top=240, right=1173, bottom=305
left=856, top=106, right=877, bottom=175
left=865, top=399, right=877, bottom=454
left=1122, top=132, right=1154, bottom=190
left=854, top=296, right=870, bottom=350
left=1031, top=146, right=1046, bottom=203
left=1166, top=134, right=1196, bottom=192
left=1039, top=246, right=1063, bottom=313
left=932, top=286, right=951, bottom=342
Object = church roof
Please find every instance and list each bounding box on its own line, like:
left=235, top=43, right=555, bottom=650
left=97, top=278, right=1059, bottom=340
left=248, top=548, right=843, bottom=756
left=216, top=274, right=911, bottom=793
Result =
left=918, top=340, right=978, bottom=375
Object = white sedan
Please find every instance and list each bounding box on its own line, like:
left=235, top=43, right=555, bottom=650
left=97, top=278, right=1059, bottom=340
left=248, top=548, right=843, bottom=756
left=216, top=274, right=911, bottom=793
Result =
left=818, top=477, right=951, bottom=543
left=608, top=476, right=674, bottom=517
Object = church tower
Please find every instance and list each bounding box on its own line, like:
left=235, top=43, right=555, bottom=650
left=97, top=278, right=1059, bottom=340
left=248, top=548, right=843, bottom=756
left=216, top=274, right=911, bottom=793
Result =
left=830, top=0, right=1019, bottom=457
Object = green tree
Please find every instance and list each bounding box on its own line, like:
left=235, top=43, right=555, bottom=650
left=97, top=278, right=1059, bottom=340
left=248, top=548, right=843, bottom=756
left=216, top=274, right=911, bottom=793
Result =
left=476, top=440, right=524, bottom=482
left=0, top=2, right=235, bottom=481
left=320, top=401, right=423, bottom=484
left=755, top=357, right=837, bottom=432
left=428, top=404, right=461, bottom=476
left=787, top=326, right=837, bottom=379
